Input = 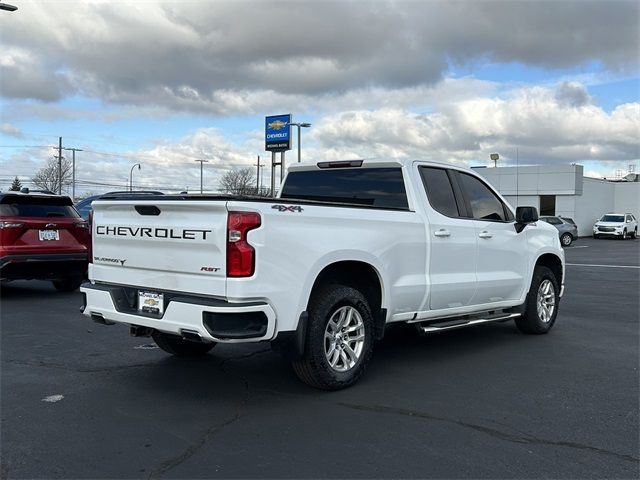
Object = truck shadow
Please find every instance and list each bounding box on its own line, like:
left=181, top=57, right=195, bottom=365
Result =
left=117, top=320, right=528, bottom=400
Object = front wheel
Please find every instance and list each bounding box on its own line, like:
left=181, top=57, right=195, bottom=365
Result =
left=152, top=331, right=216, bottom=357
left=593, top=233, right=599, bottom=239
left=292, top=284, right=375, bottom=390
left=515, top=266, right=560, bottom=334
left=560, top=233, right=573, bottom=247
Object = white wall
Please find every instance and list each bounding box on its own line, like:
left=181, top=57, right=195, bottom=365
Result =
left=573, top=179, right=616, bottom=236
left=614, top=183, right=640, bottom=221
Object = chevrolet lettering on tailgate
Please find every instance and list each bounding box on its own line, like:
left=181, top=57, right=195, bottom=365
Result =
left=95, top=225, right=212, bottom=240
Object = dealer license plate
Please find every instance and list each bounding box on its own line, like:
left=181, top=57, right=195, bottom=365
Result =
left=39, top=230, right=59, bottom=241
left=138, top=291, right=164, bottom=314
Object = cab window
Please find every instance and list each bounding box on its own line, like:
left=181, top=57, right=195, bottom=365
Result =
left=419, top=167, right=460, bottom=217
left=458, top=173, right=512, bottom=222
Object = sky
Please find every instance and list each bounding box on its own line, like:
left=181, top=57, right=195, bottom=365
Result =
left=1, top=0, right=639, bottom=196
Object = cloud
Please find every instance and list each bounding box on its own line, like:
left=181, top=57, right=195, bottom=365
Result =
left=0, top=123, right=23, bottom=138
left=308, top=83, right=640, bottom=165
left=1, top=0, right=637, bottom=111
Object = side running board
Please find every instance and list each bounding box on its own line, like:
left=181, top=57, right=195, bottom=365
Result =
left=416, top=312, right=521, bottom=334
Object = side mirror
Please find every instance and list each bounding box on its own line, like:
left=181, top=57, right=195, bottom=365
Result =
left=515, top=206, right=538, bottom=233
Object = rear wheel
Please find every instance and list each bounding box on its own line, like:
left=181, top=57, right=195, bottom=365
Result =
left=560, top=233, right=573, bottom=247
left=292, top=284, right=375, bottom=390
left=152, top=331, right=216, bottom=357
left=52, top=276, right=83, bottom=292
left=515, top=266, right=560, bottom=334
left=632, top=229, right=637, bottom=239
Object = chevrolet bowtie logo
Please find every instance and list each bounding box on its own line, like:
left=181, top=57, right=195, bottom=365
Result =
left=268, top=120, right=288, bottom=130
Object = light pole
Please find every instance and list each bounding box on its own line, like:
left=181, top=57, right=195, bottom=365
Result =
left=63, top=147, right=82, bottom=201
left=289, top=122, right=311, bottom=163
left=129, top=163, right=141, bottom=192
left=194, top=159, right=209, bottom=194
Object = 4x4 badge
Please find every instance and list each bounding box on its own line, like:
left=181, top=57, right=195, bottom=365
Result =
left=272, top=205, right=303, bottom=213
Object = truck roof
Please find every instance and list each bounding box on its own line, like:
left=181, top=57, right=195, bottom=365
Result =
left=287, top=158, right=469, bottom=172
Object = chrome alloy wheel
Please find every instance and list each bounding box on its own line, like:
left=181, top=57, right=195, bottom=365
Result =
left=324, top=306, right=366, bottom=372
left=536, top=279, right=556, bottom=323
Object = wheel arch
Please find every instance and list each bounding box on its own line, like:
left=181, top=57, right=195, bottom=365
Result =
left=534, top=253, right=563, bottom=286
left=307, top=260, right=386, bottom=340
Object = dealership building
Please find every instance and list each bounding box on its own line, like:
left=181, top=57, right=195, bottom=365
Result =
left=473, top=164, right=640, bottom=237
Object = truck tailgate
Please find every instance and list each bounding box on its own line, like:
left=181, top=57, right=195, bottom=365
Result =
left=90, top=199, right=227, bottom=297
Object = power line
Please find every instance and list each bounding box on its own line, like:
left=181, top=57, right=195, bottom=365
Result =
left=0, top=145, right=55, bottom=148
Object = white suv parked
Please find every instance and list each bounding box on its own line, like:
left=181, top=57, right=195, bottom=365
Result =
left=593, top=213, right=638, bottom=239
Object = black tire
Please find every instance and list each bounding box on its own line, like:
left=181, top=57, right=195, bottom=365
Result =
left=292, top=284, right=375, bottom=390
left=560, top=233, right=573, bottom=247
left=622, top=229, right=627, bottom=240
left=152, top=331, right=216, bottom=357
left=593, top=233, right=599, bottom=239
left=515, top=266, right=560, bottom=335
left=52, top=276, right=83, bottom=292
left=632, top=229, right=637, bottom=239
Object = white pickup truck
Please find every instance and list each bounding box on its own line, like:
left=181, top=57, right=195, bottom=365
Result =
left=81, top=159, right=564, bottom=389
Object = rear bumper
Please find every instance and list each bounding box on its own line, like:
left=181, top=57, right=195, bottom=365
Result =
left=0, top=253, right=87, bottom=280
left=80, top=282, right=277, bottom=343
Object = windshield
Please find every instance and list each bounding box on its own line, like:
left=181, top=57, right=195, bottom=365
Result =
left=600, top=215, right=624, bottom=222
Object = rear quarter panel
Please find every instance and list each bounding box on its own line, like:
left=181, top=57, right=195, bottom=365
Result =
left=226, top=201, right=427, bottom=332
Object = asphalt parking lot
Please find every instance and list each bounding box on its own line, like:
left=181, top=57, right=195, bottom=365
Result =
left=1, top=237, right=638, bottom=479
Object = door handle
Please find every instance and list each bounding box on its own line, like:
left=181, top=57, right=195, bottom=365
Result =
left=478, top=231, right=493, bottom=239
left=434, top=229, right=451, bottom=237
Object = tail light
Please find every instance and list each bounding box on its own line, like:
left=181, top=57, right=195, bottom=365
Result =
left=0, top=222, right=24, bottom=229
left=0, top=221, right=25, bottom=247
left=227, top=211, right=261, bottom=277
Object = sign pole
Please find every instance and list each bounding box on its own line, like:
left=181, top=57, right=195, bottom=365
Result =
left=280, top=151, right=285, bottom=183
left=271, top=151, right=276, bottom=197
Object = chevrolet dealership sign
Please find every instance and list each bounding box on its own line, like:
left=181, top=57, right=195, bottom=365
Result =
left=265, top=114, right=291, bottom=152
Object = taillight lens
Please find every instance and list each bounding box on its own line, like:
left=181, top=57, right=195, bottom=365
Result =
left=227, top=211, right=261, bottom=277
left=0, top=221, right=25, bottom=247
left=0, top=222, right=24, bottom=229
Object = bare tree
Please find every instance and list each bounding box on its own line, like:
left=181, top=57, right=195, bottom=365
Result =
left=219, top=167, right=258, bottom=196
left=32, top=157, right=72, bottom=194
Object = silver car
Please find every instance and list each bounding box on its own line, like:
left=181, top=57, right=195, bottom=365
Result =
left=540, top=216, right=579, bottom=247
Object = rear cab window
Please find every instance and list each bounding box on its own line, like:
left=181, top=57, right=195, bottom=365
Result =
left=280, top=167, right=409, bottom=210
left=419, top=167, right=460, bottom=217
left=0, top=195, right=80, bottom=218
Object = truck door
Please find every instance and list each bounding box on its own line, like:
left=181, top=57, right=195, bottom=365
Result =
left=419, top=166, right=478, bottom=310
left=454, top=171, right=528, bottom=305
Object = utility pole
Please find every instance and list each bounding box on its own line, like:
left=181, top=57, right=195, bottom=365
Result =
left=194, top=159, right=209, bottom=194
left=255, top=155, right=261, bottom=193
left=58, top=137, right=63, bottom=194
left=63, top=147, right=82, bottom=201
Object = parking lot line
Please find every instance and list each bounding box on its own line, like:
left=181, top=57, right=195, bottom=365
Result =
left=566, top=263, right=640, bottom=269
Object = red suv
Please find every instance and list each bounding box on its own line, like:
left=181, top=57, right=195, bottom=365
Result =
left=0, top=192, right=90, bottom=291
